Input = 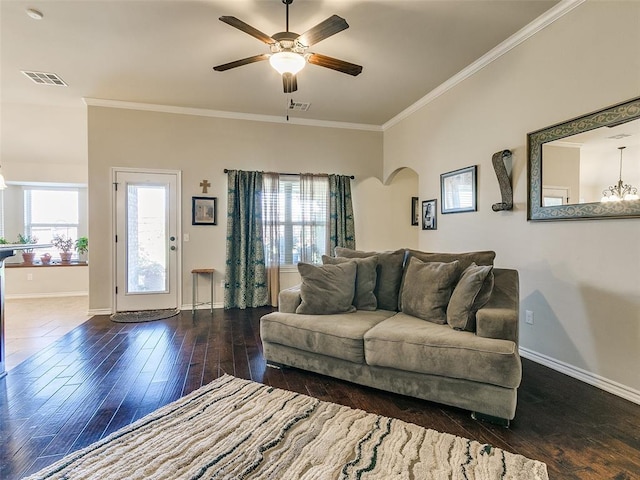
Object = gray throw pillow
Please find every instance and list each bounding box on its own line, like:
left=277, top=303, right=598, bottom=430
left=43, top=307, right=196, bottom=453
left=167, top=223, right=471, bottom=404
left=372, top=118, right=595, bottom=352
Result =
left=399, top=257, right=460, bottom=324
left=447, top=263, right=494, bottom=331
left=407, top=249, right=495, bottom=272
left=322, top=255, right=378, bottom=310
left=296, top=262, right=357, bottom=315
left=335, top=247, right=405, bottom=311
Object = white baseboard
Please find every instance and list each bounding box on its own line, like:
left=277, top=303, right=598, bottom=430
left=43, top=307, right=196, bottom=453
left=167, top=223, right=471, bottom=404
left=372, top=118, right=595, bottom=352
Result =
left=6, top=291, right=88, bottom=300
left=180, top=302, right=224, bottom=311
left=88, top=308, right=112, bottom=315
left=519, top=347, right=640, bottom=406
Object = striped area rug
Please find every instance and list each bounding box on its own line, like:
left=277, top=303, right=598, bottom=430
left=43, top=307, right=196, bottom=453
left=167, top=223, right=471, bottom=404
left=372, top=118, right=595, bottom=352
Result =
left=24, top=375, right=548, bottom=480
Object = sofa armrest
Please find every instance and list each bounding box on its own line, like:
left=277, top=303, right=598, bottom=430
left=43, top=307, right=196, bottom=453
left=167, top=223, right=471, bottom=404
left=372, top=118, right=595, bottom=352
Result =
left=278, top=286, right=302, bottom=313
left=476, top=269, right=519, bottom=344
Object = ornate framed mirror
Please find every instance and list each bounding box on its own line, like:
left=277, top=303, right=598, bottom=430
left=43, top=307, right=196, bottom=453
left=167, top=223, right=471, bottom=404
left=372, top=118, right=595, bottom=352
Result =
left=527, top=97, right=640, bottom=221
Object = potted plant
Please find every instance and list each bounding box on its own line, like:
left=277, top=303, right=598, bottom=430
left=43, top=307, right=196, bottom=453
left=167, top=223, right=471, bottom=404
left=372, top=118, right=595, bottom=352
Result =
left=75, top=236, right=88, bottom=262
left=17, top=233, right=38, bottom=264
left=52, top=234, right=74, bottom=263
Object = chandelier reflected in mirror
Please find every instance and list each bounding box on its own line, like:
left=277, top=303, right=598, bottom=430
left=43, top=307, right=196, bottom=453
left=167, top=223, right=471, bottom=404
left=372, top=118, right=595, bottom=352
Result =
left=601, top=146, right=639, bottom=202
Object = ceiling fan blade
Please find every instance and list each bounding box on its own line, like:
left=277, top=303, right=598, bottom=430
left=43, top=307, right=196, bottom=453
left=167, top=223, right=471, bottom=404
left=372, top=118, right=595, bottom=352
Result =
left=283, top=73, right=298, bottom=93
left=297, top=15, right=349, bottom=47
left=219, top=16, right=276, bottom=44
left=213, top=54, right=270, bottom=72
left=307, top=53, right=363, bottom=76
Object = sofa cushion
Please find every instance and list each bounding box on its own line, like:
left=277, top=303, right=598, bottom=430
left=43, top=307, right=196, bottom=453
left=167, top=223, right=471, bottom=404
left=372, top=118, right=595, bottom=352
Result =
left=399, top=257, right=459, bottom=324
left=322, top=255, right=378, bottom=311
left=335, top=247, right=405, bottom=311
left=364, top=313, right=521, bottom=388
left=447, top=263, right=494, bottom=331
left=261, top=310, right=396, bottom=363
left=407, top=249, right=496, bottom=271
left=296, top=262, right=356, bottom=315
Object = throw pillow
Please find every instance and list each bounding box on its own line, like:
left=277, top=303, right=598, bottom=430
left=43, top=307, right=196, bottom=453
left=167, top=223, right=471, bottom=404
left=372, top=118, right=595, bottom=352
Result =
left=407, top=249, right=495, bottom=272
left=335, top=247, right=405, bottom=311
left=322, top=255, right=378, bottom=310
left=399, top=257, right=460, bottom=324
left=447, top=263, right=494, bottom=331
left=296, top=262, right=357, bottom=315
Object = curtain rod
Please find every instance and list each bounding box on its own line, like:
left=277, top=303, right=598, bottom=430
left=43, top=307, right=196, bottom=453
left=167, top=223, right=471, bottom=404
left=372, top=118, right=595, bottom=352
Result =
left=224, top=169, right=354, bottom=180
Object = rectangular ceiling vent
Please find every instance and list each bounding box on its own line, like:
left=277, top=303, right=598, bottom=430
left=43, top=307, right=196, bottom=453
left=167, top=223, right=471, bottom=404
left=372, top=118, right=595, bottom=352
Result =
left=288, top=101, right=310, bottom=112
left=21, top=71, right=67, bottom=86
left=606, top=133, right=632, bottom=140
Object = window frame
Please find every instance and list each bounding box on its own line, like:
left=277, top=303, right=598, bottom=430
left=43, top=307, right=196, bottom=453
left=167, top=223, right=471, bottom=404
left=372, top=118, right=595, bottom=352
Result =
left=271, top=175, right=329, bottom=267
left=21, top=184, right=87, bottom=261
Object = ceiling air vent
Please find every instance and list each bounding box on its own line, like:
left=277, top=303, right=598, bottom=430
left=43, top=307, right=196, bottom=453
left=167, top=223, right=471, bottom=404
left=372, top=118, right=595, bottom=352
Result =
left=288, top=100, right=310, bottom=112
left=606, top=133, right=632, bottom=140
left=21, top=71, right=67, bottom=86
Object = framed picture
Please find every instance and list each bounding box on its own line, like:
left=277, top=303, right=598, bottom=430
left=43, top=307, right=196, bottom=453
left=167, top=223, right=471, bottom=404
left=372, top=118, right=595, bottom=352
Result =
left=441, top=165, right=477, bottom=214
left=422, top=199, right=437, bottom=230
left=192, top=196, right=217, bottom=225
left=411, top=197, right=419, bottom=226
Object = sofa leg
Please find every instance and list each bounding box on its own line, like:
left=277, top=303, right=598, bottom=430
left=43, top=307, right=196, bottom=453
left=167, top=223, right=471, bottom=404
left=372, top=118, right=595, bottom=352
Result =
left=266, top=362, right=287, bottom=369
left=471, top=412, right=510, bottom=428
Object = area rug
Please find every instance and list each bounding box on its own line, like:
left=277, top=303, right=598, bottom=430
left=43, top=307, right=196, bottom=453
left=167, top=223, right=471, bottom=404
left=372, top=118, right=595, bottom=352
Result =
left=23, top=375, right=549, bottom=480
left=110, top=308, right=180, bottom=323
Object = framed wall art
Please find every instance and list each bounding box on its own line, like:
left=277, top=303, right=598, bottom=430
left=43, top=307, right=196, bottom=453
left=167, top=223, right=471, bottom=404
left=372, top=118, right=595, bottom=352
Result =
left=411, top=197, right=419, bottom=225
left=422, top=199, right=437, bottom=230
left=441, top=165, right=477, bottom=214
left=192, top=196, right=217, bottom=225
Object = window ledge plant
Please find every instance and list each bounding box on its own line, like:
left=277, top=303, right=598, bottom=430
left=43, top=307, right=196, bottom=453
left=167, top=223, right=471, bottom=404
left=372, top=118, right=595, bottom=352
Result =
left=52, top=234, right=74, bottom=263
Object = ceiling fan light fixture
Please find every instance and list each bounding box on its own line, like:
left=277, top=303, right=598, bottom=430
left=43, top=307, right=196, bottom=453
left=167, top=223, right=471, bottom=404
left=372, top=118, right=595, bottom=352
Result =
left=269, top=51, right=305, bottom=75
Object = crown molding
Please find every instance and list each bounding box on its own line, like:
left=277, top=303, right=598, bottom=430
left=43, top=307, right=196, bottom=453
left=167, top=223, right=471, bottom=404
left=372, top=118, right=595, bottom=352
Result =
left=382, top=0, right=586, bottom=131
left=83, top=98, right=382, bottom=132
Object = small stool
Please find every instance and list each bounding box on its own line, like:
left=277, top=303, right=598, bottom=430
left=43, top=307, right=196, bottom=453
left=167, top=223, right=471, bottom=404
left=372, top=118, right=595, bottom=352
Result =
left=191, top=268, right=215, bottom=315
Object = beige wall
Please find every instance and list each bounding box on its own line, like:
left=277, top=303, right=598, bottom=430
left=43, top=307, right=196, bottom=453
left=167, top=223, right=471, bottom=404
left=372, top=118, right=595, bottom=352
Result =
left=5, top=266, right=89, bottom=298
left=2, top=103, right=88, bottom=183
left=88, top=107, right=386, bottom=311
left=384, top=2, right=640, bottom=395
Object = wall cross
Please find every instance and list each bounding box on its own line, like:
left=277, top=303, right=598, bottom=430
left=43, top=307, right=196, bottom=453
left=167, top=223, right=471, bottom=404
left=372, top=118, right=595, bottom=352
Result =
left=200, top=179, right=211, bottom=194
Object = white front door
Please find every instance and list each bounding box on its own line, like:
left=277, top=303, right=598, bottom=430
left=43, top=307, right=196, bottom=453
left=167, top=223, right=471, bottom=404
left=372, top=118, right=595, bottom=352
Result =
left=114, top=170, right=181, bottom=312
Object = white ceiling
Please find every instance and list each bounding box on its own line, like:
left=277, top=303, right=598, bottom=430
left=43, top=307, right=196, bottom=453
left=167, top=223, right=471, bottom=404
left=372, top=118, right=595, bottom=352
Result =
left=1, top=0, right=559, bottom=127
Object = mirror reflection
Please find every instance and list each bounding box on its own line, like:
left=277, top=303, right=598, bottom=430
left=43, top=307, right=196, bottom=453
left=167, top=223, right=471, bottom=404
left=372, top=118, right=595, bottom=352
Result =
left=541, top=118, right=640, bottom=206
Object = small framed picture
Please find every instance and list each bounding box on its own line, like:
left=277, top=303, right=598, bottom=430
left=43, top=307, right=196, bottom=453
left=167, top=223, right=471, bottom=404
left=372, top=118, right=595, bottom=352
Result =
left=441, top=165, right=477, bottom=214
left=192, top=196, right=217, bottom=225
left=422, top=199, right=437, bottom=230
left=411, top=197, right=419, bottom=226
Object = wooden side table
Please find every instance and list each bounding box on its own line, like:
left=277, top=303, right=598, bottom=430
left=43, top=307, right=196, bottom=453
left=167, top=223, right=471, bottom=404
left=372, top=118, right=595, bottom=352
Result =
left=191, top=268, right=215, bottom=315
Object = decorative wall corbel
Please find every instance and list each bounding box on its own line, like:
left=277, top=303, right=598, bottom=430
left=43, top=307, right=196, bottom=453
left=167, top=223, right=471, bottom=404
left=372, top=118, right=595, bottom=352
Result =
left=492, top=149, right=513, bottom=211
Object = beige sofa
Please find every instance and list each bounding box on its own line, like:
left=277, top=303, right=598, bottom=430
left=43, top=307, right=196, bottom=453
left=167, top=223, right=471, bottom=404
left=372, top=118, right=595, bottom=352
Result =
left=260, top=249, right=522, bottom=425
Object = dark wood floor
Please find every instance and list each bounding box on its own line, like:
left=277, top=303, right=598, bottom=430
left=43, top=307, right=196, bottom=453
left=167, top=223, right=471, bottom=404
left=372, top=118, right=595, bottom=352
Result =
left=1, top=308, right=639, bottom=479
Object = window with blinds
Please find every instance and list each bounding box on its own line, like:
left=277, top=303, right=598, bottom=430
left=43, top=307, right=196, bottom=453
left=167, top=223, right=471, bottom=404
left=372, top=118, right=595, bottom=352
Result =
left=269, top=175, right=329, bottom=266
left=24, top=187, right=80, bottom=258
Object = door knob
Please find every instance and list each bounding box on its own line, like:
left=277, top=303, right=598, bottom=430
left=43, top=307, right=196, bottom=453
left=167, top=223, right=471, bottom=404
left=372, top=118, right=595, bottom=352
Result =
left=170, top=246, right=176, bottom=251
left=169, top=236, right=176, bottom=241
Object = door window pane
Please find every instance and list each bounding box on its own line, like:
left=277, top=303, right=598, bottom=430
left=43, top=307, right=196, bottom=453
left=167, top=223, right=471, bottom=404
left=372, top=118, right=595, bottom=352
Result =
left=126, top=185, right=167, bottom=293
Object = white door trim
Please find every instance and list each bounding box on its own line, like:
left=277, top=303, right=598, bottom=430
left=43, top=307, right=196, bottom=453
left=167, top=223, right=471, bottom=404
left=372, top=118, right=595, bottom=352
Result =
left=111, top=167, right=182, bottom=313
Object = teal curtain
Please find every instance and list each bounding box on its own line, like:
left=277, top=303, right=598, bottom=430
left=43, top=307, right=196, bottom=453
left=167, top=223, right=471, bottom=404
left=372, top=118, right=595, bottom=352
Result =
left=224, top=170, right=268, bottom=309
left=328, top=174, right=356, bottom=253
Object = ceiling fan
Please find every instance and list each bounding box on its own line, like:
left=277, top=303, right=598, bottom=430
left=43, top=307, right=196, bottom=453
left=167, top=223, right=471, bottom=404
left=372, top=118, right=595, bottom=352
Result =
left=213, top=0, right=363, bottom=93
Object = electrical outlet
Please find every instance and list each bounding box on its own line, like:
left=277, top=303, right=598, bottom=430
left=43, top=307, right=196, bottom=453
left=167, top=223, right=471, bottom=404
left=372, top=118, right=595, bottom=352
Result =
left=525, top=310, right=534, bottom=325
left=27, top=273, right=33, bottom=281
